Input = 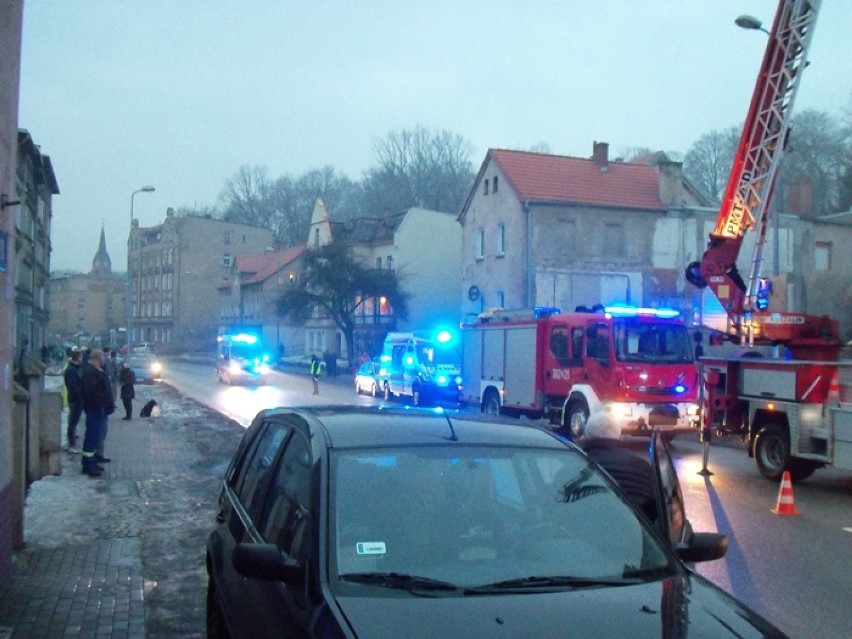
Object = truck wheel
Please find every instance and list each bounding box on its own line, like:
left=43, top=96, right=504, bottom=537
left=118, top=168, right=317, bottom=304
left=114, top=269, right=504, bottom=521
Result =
left=565, top=402, right=589, bottom=440
left=787, top=458, right=820, bottom=482
left=483, top=389, right=501, bottom=416
left=754, top=424, right=789, bottom=481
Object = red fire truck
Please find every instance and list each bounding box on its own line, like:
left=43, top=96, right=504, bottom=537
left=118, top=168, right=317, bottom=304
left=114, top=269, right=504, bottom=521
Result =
left=685, top=0, right=852, bottom=481
left=460, top=305, right=700, bottom=441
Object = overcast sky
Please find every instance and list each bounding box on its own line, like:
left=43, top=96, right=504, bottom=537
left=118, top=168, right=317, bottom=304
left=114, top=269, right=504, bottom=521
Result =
left=19, top=1, right=852, bottom=273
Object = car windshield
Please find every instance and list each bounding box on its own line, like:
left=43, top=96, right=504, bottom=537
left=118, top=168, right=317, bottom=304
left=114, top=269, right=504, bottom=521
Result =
left=613, top=321, right=693, bottom=364
left=331, top=445, right=676, bottom=591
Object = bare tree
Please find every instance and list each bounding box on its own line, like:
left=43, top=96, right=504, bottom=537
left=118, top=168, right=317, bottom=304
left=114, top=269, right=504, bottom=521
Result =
left=682, top=127, right=740, bottom=203
left=361, top=125, right=475, bottom=214
left=277, top=243, right=409, bottom=368
left=780, top=110, right=849, bottom=215
left=218, top=165, right=277, bottom=229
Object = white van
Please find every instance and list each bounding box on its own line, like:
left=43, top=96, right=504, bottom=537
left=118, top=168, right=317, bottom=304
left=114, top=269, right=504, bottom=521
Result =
left=380, top=331, right=461, bottom=406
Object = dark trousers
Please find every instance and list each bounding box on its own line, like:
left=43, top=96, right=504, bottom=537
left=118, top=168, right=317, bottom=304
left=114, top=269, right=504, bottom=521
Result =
left=82, top=408, right=107, bottom=470
left=67, top=401, right=83, bottom=447
left=122, top=397, right=132, bottom=419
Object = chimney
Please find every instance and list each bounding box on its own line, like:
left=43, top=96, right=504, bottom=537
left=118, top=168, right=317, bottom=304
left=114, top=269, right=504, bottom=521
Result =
left=592, top=141, right=609, bottom=171
left=787, top=180, right=814, bottom=217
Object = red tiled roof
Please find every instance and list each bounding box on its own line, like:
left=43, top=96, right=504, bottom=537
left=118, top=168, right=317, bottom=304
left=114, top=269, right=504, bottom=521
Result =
left=234, top=254, right=268, bottom=274
left=244, top=245, right=306, bottom=285
left=488, top=149, right=666, bottom=211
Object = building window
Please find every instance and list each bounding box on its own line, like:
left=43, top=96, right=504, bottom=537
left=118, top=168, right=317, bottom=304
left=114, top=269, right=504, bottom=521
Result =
left=493, top=176, right=499, bottom=193
left=497, top=290, right=505, bottom=307
left=604, top=223, right=625, bottom=254
left=386, top=255, right=394, bottom=270
left=814, top=242, right=831, bottom=271
left=376, top=257, right=382, bottom=269
left=496, top=223, right=505, bottom=257
left=314, top=229, right=320, bottom=246
left=78, top=298, right=85, bottom=310
left=224, top=231, right=231, bottom=244
left=483, top=179, right=489, bottom=196
left=476, top=229, right=485, bottom=260
left=288, top=271, right=296, bottom=285
left=223, top=254, right=232, bottom=267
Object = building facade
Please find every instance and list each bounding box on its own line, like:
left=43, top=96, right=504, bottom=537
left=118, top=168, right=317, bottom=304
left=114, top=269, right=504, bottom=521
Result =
left=459, top=144, right=709, bottom=321
left=304, top=198, right=462, bottom=360
left=48, top=228, right=126, bottom=350
left=13, top=129, right=58, bottom=370
left=129, top=208, right=275, bottom=352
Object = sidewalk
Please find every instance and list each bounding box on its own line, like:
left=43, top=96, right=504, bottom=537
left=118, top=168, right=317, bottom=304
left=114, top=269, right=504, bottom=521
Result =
left=0, top=382, right=244, bottom=639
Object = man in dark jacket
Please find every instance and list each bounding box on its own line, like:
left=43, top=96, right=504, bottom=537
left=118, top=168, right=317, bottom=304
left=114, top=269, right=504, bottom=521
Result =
left=63, top=350, right=84, bottom=453
left=581, top=412, right=657, bottom=521
left=119, top=362, right=136, bottom=420
left=80, top=349, right=115, bottom=476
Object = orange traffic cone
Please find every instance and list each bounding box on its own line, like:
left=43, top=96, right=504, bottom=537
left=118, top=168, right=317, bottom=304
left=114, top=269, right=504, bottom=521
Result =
left=827, top=371, right=840, bottom=404
left=771, top=470, right=800, bottom=516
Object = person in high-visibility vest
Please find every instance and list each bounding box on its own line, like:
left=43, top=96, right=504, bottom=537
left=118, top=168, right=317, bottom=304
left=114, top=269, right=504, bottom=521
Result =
left=309, top=354, right=322, bottom=395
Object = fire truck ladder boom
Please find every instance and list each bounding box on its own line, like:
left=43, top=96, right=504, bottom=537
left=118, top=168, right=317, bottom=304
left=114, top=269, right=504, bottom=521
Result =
left=687, top=0, right=820, bottom=336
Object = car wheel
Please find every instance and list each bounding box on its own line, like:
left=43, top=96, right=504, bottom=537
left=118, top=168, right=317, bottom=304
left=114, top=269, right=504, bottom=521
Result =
left=754, top=424, right=790, bottom=481
left=483, top=389, right=501, bottom=416
left=564, top=402, right=589, bottom=441
left=206, top=579, right=231, bottom=639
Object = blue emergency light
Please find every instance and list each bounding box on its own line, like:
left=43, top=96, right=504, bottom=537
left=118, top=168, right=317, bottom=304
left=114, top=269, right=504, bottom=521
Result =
left=604, top=305, right=680, bottom=319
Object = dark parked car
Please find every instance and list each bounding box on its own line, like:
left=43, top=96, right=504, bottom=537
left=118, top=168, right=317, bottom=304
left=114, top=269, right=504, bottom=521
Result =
left=206, top=406, right=788, bottom=639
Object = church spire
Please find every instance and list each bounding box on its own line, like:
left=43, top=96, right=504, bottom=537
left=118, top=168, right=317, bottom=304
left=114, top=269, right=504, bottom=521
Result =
left=91, top=225, right=112, bottom=276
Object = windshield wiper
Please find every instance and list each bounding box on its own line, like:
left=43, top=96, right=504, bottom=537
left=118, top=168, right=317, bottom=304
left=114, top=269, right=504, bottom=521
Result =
left=340, top=572, right=458, bottom=592
left=467, top=575, right=642, bottom=593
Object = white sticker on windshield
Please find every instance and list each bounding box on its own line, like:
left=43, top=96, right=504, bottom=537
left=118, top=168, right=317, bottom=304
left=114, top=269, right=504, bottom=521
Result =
left=356, top=542, right=386, bottom=555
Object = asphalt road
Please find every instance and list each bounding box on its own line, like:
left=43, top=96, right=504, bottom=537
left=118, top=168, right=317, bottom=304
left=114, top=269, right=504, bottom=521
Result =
left=161, top=358, right=852, bottom=639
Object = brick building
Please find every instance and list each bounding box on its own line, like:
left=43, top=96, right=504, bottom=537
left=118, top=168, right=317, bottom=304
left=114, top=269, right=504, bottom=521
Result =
left=129, top=208, right=275, bottom=352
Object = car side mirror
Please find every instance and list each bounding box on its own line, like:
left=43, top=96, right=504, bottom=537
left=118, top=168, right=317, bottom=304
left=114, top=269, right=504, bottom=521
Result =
left=674, top=532, right=728, bottom=563
left=233, top=542, right=304, bottom=584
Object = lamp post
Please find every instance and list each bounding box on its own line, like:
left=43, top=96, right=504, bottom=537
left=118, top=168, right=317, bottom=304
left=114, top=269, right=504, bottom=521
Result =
left=128, top=186, right=155, bottom=352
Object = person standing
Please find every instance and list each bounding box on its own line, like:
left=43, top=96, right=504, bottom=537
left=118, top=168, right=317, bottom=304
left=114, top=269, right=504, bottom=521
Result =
left=119, top=362, right=136, bottom=420
left=309, top=354, right=322, bottom=395
left=63, top=350, right=84, bottom=453
left=80, top=349, right=115, bottom=477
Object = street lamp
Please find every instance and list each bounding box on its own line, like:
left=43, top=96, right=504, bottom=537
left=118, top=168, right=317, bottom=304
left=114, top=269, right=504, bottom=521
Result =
left=734, top=14, right=770, bottom=35
left=128, top=186, right=155, bottom=351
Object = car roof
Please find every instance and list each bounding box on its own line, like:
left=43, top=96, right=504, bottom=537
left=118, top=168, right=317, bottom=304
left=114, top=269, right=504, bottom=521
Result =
left=254, top=405, right=569, bottom=451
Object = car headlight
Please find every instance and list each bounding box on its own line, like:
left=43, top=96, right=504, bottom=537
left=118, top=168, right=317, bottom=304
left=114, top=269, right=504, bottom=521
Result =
left=258, top=363, right=271, bottom=375
left=150, top=361, right=163, bottom=374
left=229, top=362, right=242, bottom=374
